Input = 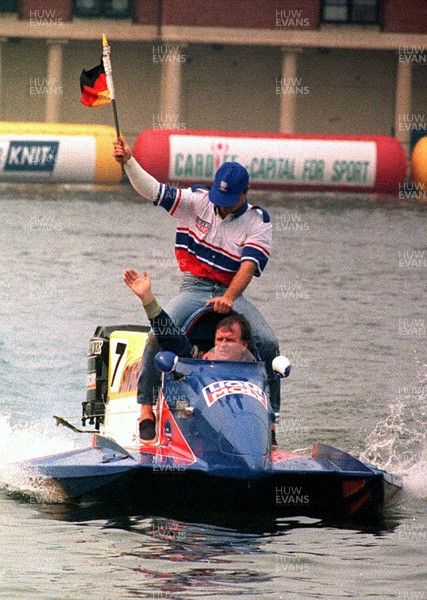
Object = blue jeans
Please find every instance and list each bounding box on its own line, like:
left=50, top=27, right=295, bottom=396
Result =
left=137, top=273, right=281, bottom=412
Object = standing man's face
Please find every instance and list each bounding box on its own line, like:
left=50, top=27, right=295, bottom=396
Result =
left=217, top=192, right=247, bottom=218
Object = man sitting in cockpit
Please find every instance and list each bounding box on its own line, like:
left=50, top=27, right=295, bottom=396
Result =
left=124, top=268, right=284, bottom=445
left=124, top=268, right=256, bottom=364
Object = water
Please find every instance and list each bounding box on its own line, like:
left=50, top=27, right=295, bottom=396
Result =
left=0, top=184, right=425, bottom=599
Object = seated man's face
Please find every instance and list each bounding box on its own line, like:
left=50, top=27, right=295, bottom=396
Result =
left=214, top=323, right=246, bottom=347
left=206, top=323, right=247, bottom=360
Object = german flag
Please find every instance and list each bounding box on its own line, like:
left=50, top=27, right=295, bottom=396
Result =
left=80, top=61, right=111, bottom=107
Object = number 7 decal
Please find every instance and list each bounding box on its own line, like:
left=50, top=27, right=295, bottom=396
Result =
left=110, top=339, right=128, bottom=392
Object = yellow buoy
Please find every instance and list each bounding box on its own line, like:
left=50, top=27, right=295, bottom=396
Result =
left=411, top=136, right=427, bottom=201
left=0, top=122, right=121, bottom=184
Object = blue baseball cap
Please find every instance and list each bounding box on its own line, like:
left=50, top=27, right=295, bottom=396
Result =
left=208, top=162, right=249, bottom=207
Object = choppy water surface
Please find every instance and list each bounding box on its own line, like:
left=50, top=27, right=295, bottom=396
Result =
left=0, top=184, right=425, bottom=599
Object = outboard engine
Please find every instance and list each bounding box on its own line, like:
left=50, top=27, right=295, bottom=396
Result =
left=82, top=324, right=149, bottom=430
left=82, top=327, right=110, bottom=430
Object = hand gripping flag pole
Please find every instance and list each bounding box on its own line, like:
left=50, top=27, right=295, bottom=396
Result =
left=80, top=34, right=124, bottom=175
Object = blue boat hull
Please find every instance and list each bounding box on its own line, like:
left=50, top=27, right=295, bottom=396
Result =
left=20, top=437, right=402, bottom=520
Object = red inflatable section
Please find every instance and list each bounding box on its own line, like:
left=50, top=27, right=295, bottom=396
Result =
left=133, top=129, right=407, bottom=194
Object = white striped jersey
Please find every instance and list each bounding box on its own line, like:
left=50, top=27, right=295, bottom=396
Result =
left=154, top=184, right=272, bottom=285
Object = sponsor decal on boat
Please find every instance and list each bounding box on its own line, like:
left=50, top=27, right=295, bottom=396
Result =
left=89, top=339, right=104, bottom=355
left=163, top=419, right=173, bottom=443
left=202, top=380, right=268, bottom=409
left=118, top=358, right=142, bottom=394
left=86, top=371, right=96, bottom=391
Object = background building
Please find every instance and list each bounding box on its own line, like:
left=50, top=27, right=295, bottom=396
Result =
left=0, top=0, right=426, bottom=156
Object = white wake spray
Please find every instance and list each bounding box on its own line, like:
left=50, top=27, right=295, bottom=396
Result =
left=359, top=357, right=426, bottom=498
left=0, top=414, right=83, bottom=503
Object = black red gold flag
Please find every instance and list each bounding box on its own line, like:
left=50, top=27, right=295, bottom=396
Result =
left=80, top=61, right=111, bottom=107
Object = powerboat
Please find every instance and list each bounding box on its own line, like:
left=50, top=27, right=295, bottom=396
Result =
left=16, top=307, right=402, bottom=519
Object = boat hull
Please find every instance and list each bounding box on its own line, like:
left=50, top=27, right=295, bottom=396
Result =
left=20, top=438, right=402, bottom=520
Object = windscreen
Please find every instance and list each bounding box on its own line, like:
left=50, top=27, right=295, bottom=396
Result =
left=203, top=342, right=255, bottom=362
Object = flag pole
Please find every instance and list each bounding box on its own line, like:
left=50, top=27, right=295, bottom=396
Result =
left=102, top=33, right=125, bottom=176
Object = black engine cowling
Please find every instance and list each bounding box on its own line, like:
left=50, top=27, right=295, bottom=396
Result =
left=82, top=327, right=110, bottom=430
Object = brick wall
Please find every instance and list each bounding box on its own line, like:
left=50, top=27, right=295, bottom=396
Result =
left=153, top=0, right=320, bottom=29
left=15, top=0, right=427, bottom=33
left=382, top=0, right=427, bottom=33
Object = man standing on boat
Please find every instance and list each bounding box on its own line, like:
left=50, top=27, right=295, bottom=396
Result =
left=113, top=137, right=280, bottom=442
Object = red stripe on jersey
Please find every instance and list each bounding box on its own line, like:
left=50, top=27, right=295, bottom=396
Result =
left=243, top=241, right=270, bottom=257
left=175, top=250, right=235, bottom=286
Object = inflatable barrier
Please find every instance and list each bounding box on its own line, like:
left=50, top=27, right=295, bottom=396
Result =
left=411, top=136, right=427, bottom=201
left=0, top=122, right=121, bottom=184
left=133, top=129, right=407, bottom=194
